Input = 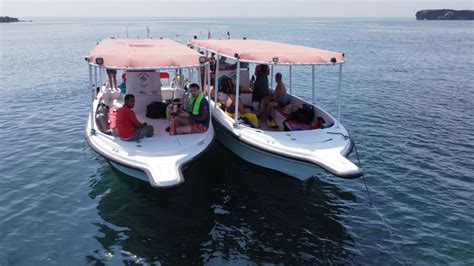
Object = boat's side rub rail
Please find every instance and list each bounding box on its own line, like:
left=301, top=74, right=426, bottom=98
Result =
left=86, top=115, right=215, bottom=187
left=86, top=121, right=182, bottom=187
left=214, top=116, right=363, bottom=179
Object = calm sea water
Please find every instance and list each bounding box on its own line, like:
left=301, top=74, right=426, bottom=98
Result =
left=1, top=18, right=473, bottom=265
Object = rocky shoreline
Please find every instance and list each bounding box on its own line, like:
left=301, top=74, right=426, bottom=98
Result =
left=416, top=9, right=474, bottom=20
left=0, top=16, right=20, bottom=23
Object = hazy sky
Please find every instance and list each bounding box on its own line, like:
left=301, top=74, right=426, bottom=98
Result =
left=2, top=0, right=473, bottom=18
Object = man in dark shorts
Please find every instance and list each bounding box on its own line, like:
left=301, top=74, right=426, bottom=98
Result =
left=117, top=94, right=154, bottom=141
left=261, top=72, right=289, bottom=122
left=106, top=68, right=118, bottom=90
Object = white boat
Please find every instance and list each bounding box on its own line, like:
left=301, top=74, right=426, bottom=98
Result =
left=190, top=39, right=363, bottom=180
left=85, top=39, right=214, bottom=187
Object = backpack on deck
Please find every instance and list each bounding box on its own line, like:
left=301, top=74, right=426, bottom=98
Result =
left=290, top=104, right=315, bottom=125
left=146, top=101, right=167, bottom=119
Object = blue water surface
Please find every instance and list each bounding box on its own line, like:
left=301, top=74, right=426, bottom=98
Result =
left=1, top=18, right=473, bottom=264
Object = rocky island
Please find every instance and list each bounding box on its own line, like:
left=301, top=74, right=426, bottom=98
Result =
left=416, top=9, right=474, bottom=20
left=0, top=16, right=21, bottom=23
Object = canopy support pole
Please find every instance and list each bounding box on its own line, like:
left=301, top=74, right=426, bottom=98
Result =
left=88, top=65, right=93, bottom=93
left=102, top=67, right=106, bottom=87
left=207, top=62, right=212, bottom=120
left=312, top=65, right=315, bottom=103
left=89, top=64, right=95, bottom=131
left=337, top=63, right=342, bottom=125
left=289, top=65, right=292, bottom=94
left=197, top=66, right=202, bottom=91
left=270, top=64, right=274, bottom=90
left=94, top=67, right=98, bottom=93
left=214, top=55, right=220, bottom=109
left=99, top=67, right=103, bottom=89
left=234, top=60, right=241, bottom=125
left=205, top=50, right=209, bottom=91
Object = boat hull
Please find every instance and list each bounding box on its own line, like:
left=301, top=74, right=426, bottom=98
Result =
left=213, top=118, right=361, bottom=180
left=85, top=97, right=214, bottom=188
left=86, top=127, right=213, bottom=187
left=214, top=121, right=322, bottom=179
left=109, top=161, right=150, bottom=183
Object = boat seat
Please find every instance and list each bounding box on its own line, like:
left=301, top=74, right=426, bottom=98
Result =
left=272, top=106, right=290, bottom=130
left=240, top=92, right=253, bottom=106
left=108, top=108, right=117, bottom=130
left=217, top=92, right=253, bottom=109
left=284, top=119, right=313, bottom=131
left=273, top=106, right=322, bottom=131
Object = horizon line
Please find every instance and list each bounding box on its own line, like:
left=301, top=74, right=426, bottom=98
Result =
left=2, top=16, right=418, bottom=19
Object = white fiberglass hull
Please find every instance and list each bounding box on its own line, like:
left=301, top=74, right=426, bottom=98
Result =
left=85, top=98, right=214, bottom=188
left=109, top=161, right=149, bottom=182
left=211, top=101, right=362, bottom=180
left=214, top=122, right=328, bottom=179
left=86, top=119, right=214, bottom=187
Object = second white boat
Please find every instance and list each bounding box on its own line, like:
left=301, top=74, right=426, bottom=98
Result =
left=191, top=39, right=363, bottom=180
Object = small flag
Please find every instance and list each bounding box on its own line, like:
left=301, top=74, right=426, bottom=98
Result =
left=146, top=26, right=150, bottom=38
left=208, top=29, right=211, bottom=39
left=227, top=31, right=230, bottom=39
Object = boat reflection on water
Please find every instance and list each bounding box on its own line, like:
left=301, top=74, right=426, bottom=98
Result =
left=86, top=143, right=357, bottom=264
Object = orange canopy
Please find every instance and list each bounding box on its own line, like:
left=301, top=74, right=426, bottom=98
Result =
left=87, top=39, right=203, bottom=69
left=190, top=39, right=344, bottom=65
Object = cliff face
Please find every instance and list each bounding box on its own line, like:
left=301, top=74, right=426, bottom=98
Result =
left=416, top=9, right=474, bottom=20
left=0, top=16, right=20, bottom=23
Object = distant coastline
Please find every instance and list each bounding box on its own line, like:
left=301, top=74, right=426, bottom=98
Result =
left=416, top=9, right=474, bottom=20
left=1, top=16, right=19, bottom=23
left=0, top=16, right=32, bottom=23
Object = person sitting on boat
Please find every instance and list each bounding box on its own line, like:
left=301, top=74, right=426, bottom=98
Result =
left=252, top=64, right=270, bottom=105
left=218, top=56, right=231, bottom=70
left=117, top=94, right=154, bottom=141
left=171, top=83, right=209, bottom=135
left=101, top=85, right=122, bottom=109
left=210, top=75, right=231, bottom=101
left=209, top=53, right=216, bottom=71
left=261, top=72, right=289, bottom=124
left=118, top=72, right=126, bottom=95
left=209, top=53, right=216, bottom=84
left=106, top=68, right=118, bottom=90
left=219, top=83, right=259, bottom=128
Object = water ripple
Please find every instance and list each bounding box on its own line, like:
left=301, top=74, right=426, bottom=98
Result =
left=1, top=18, right=473, bottom=265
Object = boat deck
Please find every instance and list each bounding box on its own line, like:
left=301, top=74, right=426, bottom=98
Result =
left=136, top=114, right=172, bottom=138
left=108, top=107, right=173, bottom=138
left=101, top=104, right=211, bottom=156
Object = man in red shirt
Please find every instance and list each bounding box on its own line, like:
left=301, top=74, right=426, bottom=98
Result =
left=117, top=94, right=154, bottom=141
